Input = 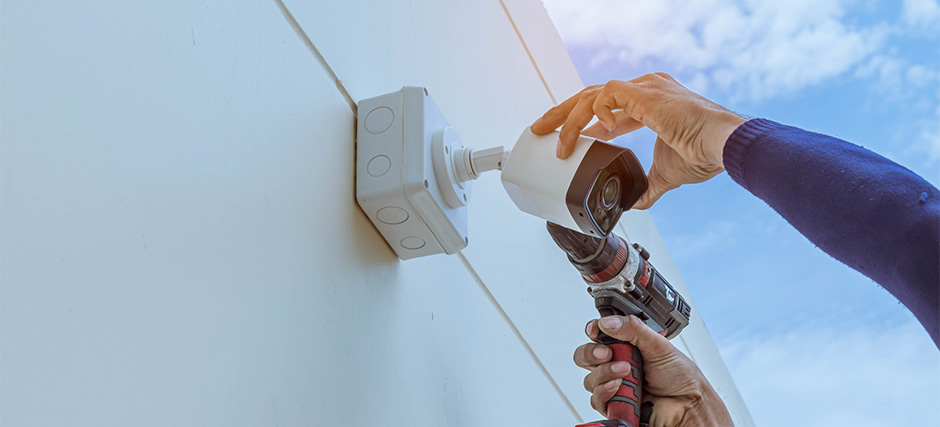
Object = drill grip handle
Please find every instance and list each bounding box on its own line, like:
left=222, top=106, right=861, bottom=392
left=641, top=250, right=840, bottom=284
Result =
left=603, top=337, right=644, bottom=427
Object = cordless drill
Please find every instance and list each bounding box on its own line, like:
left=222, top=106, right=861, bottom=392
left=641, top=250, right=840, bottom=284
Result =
left=547, top=222, right=692, bottom=427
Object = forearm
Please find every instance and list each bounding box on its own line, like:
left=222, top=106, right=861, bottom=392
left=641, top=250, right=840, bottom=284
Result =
left=723, top=119, right=940, bottom=346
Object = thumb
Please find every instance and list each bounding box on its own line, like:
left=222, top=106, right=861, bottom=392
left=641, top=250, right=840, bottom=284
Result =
left=597, top=315, right=675, bottom=361
left=632, top=167, right=675, bottom=210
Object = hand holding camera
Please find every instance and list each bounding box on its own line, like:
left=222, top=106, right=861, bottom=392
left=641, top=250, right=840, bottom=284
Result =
left=531, top=73, right=746, bottom=209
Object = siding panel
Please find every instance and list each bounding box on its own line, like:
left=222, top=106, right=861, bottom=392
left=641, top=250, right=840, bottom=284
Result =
left=1, top=0, right=576, bottom=425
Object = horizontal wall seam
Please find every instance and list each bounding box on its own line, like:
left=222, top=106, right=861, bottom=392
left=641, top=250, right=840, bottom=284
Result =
left=272, top=0, right=358, bottom=115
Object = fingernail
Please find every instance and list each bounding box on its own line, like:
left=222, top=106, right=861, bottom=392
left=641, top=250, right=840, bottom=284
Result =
left=593, top=346, right=609, bottom=359
left=585, top=321, right=597, bottom=338
left=556, top=143, right=563, bottom=158
left=600, top=317, right=622, bottom=330
left=604, top=121, right=614, bottom=132
left=611, top=361, right=630, bottom=374
left=604, top=379, right=620, bottom=392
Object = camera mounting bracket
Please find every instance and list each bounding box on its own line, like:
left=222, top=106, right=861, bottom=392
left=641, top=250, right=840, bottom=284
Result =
left=356, top=86, right=503, bottom=260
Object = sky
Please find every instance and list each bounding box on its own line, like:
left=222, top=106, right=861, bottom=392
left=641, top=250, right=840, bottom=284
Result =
left=540, top=0, right=940, bottom=425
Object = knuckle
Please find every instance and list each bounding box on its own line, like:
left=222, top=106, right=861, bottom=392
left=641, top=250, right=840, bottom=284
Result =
left=585, top=319, right=597, bottom=339
left=590, top=392, right=608, bottom=415
left=600, top=362, right=618, bottom=379
left=577, top=91, right=593, bottom=104
left=593, top=382, right=615, bottom=401
left=590, top=397, right=602, bottom=413
left=573, top=345, right=589, bottom=366
left=592, top=91, right=610, bottom=109
left=597, top=362, right=623, bottom=383
left=560, top=125, right=580, bottom=140
left=624, top=314, right=644, bottom=331
left=580, top=88, right=601, bottom=103
left=582, top=367, right=604, bottom=392
left=581, top=344, right=601, bottom=364
left=604, top=79, right=624, bottom=90
left=583, top=373, right=594, bottom=392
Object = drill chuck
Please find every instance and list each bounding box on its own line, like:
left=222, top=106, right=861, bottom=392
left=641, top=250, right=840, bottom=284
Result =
left=546, top=222, right=691, bottom=339
left=547, top=222, right=620, bottom=276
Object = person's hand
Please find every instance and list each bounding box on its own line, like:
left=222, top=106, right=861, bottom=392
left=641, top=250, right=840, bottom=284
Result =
left=574, top=315, right=733, bottom=427
left=531, top=73, right=746, bottom=209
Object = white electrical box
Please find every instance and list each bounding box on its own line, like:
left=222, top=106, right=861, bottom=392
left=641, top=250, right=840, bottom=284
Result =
left=356, top=87, right=470, bottom=260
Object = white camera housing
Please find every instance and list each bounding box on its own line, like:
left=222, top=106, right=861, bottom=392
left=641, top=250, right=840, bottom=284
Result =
left=501, top=128, right=648, bottom=237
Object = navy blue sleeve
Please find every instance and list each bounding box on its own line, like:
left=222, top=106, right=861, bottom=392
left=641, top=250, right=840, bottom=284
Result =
left=723, top=119, right=939, bottom=347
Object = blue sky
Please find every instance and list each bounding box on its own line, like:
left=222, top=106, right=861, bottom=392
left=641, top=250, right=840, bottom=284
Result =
left=542, top=0, right=939, bottom=425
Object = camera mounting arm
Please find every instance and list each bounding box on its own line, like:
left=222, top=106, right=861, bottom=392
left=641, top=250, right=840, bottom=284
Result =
left=434, top=129, right=507, bottom=209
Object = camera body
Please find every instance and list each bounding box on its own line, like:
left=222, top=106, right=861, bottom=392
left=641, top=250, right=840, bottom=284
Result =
left=501, top=128, right=648, bottom=237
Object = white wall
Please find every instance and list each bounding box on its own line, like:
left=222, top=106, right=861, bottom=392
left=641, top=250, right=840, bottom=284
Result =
left=1, top=0, right=754, bottom=425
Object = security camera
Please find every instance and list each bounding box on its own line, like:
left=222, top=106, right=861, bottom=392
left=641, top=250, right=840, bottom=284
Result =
left=501, top=128, right=648, bottom=237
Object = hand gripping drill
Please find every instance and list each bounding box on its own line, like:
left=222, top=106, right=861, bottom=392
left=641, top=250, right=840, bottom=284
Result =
left=547, top=222, right=692, bottom=427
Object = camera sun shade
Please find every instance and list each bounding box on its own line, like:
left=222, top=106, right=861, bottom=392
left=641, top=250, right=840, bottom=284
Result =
left=569, top=141, right=648, bottom=236
left=501, top=128, right=648, bottom=237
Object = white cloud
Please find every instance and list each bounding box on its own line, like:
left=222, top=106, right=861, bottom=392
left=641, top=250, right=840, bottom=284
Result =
left=543, top=0, right=887, bottom=102
left=721, top=321, right=940, bottom=427
left=854, top=54, right=940, bottom=172
left=903, top=107, right=940, bottom=172
left=902, top=0, right=940, bottom=29
left=856, top=53, right=940, bottom=106
left=544, top=0, right=939, bottom=176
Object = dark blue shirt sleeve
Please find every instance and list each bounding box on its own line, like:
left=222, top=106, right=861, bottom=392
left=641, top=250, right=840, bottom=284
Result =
left=723, top=119, right=939, bottom=347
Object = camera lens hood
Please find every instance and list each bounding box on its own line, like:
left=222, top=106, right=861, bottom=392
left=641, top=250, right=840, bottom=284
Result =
left=566, top=140, right=648, bottom=236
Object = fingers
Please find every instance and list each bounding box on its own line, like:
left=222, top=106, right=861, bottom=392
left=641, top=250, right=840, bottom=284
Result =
left=596, top=315, right=675, bottom=361
left=582, top=110, right=645, bottom=141
left=573, top=342, right=613, bottom=369
left=581, top=122, right=611, bottom=141
left=585, top=318, right=599, bottom=341
left=594, top=79, right=647, bottom=127
left=557, top=89, right=602, bottom=158
left=592, top=80, right=631, bottom=130
left=574, top=319, right=612, bottom=369
left=583, top=359, right=634, bottom=393
left=531, top=85, right=598, bottom=135
left=590, top=379, right=622, bottom=417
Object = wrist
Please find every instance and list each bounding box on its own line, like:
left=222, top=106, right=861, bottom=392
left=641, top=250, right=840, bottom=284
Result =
left=703, top=111, right=747, bottom=170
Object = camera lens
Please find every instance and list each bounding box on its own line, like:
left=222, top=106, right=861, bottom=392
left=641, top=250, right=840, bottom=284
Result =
left=601, top=175, right=621, bottom=209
